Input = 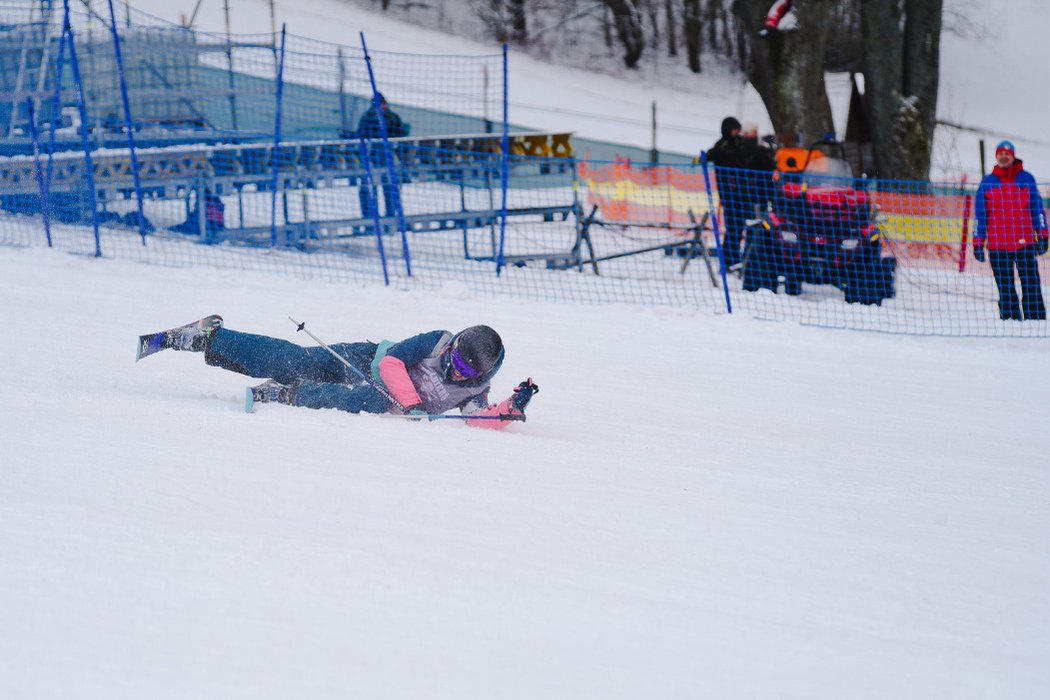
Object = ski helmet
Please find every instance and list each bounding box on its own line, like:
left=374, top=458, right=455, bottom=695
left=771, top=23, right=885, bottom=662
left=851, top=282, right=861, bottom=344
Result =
left=447, top=325, right=503, bottom=380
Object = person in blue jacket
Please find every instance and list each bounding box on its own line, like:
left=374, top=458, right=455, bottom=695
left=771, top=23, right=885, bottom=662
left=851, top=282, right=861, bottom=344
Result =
left=141, top=315, right=538, bottom=429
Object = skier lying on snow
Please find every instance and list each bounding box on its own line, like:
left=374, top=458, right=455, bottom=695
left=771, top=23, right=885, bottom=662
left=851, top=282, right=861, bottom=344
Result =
left=137, top=315, right=539, bottom=428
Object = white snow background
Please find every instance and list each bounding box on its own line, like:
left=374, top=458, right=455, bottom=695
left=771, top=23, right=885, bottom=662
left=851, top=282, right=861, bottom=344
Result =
left=2, top=0, right=1049, bottom=698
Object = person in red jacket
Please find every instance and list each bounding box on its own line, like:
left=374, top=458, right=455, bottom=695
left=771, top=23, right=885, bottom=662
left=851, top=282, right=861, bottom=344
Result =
left=974, top=141, right=1049, bottom=321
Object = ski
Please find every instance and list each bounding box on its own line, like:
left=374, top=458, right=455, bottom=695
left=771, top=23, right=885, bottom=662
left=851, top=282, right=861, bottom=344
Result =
left=244, top=392, right=525, bottom=422
left=136, top=314, right=223, bottom=362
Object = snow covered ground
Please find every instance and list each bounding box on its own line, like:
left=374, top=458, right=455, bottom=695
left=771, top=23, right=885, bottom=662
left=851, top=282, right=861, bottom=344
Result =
left=2, top=242, right=1049, bottom=698
left=2, top=1, right=1050, bottom=697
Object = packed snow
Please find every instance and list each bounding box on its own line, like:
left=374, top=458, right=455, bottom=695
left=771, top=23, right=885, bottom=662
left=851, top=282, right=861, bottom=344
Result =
left=2, top=244, right=1048, bottom=698
left=2, top=0, right=1049, bottom=698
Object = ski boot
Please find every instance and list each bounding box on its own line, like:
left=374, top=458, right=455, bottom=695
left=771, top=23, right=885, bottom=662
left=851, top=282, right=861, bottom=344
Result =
left=245, top=380, right=296, bottom=413
left=136, top=314, right=223, bottom=361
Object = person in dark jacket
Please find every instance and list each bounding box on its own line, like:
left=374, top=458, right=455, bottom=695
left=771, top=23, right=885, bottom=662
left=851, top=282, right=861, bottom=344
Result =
left=138, top=315, right=538, bottom=429
left=705, top=117, right=775, bottom=269
left=354, top=93, right=410, bottom=222
left=355, top=92, right=409, bottom=141
left=974, top=140, right=1048, bottom=321
left=705, top=117, right=746, bottom=268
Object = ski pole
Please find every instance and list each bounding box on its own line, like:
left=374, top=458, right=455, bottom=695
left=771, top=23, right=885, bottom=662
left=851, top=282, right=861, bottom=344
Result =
left=289, top=316, right=405, bottom=411
left=388, top=412, right=525, bottom=422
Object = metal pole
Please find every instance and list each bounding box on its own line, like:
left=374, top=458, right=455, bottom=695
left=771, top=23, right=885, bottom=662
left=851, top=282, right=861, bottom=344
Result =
left=269, top=0, right=277, bottom=68
left=337, top=47, right=348, bottom=138
left=650, top=100, right=658, bottom=164
left=496, top=44, right=509, bottom=275
left=45, top=17, right=68, bottom=198
left=62, top=0, right=103, bottom=257
left=700, top=151, right=732, bottom=313
left=269, top=25, right=286, bottom=247
left=958, top=175, right=972, bottom=274
left=27, top=99, right=53, bottom=247
left=360, top=31, right=411, bottom=277
left=106, top=0, right=147, bottom=245
left=223, top=0, right=239, bottom=134
left=359, top=139, right=391, bottom=285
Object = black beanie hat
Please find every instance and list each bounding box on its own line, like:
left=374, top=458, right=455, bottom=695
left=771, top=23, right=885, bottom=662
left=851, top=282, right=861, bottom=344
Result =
left=721, top=117, right=742, bottom=138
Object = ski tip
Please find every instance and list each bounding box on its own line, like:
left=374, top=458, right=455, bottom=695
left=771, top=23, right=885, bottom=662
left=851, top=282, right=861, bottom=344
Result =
left=245, top=387, right=255, bottom=414
left=135, top=334, right=150, bottom=362
left=136, top=332, right=165, bottom=362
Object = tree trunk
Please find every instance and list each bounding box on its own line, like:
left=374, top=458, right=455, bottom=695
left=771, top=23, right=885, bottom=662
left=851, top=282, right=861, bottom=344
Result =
left=604, top=0, right=647, bottom=68
left=734, top=0, right=835, bottom=146
left=683, top=0, right=701, bottom=73
left=508, top=0, right=527, bottom=44
left=860, top=0, right=942, bottom=179
left=666, top=0, right=677, bottom=57
left=646, top=0, right=661, bottom=48
left=901, top=0, right=942, bottom=178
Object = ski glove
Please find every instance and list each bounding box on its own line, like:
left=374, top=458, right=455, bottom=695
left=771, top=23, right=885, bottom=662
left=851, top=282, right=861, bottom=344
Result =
left=973, top=244, right=985, bottom=262
left=510, top=378, right=539, bottom=413
left=1036, top=234, right=1049, bottom=256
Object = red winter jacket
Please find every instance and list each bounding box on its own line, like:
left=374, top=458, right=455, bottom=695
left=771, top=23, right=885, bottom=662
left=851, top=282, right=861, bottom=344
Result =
left=975, top=160, right=1048, bottom=251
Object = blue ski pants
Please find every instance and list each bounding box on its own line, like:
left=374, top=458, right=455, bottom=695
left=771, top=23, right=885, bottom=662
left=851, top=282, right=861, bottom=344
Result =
left=206, top=329, right=390, bottom=413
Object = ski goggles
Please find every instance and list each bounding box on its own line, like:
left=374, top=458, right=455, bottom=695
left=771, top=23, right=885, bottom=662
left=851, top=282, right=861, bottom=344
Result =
left=449, top=345, right=480, bottom=379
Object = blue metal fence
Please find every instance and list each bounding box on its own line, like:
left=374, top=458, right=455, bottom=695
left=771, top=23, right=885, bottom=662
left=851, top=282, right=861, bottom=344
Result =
left=0, top=0, right=1047, bottom=338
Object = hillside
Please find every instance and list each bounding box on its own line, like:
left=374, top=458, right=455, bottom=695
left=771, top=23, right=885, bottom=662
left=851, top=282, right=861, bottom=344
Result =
left=2, top=2, right=1050, bottom=697
left=125, top=0, right=1050, bottom=179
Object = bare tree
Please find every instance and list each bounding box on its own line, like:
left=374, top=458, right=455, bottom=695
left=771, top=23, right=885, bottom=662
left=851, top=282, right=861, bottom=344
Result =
left=477, top=0, right=528, bottom=44
left=707, top=0, right=733, bottom=59
left=508, top=0, right=527, bottom=43
left=604, top=0, right=647, bottom=67
left=642, top=0, right=661, bottom=48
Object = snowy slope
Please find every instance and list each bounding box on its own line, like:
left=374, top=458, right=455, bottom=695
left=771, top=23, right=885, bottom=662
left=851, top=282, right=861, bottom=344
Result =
left=123, top=0, right=1050, bottom=178
left=2, top=244, right=1049, bottom=698
left=3, top=1, right=1050, bottom=697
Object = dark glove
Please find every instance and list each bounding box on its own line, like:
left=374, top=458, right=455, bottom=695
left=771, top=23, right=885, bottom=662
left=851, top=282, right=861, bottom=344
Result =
left=973, top=244, right=985, bottom=262
left=510, top=378, right=539, bottom=413
left=1036, top=235, right=1049, bottom=256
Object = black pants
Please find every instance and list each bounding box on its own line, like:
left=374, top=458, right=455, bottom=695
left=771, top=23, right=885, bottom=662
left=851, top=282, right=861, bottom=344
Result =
left=720, top=196, right=750, bottom=268
left=989, top=247, right=1046, bottom=320
left=359, top=174, right=401, bottom=222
